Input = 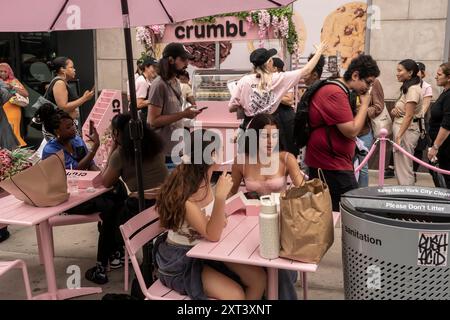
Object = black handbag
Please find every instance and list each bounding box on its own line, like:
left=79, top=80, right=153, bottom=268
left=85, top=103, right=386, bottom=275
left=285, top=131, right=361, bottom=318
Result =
left=30, top=77, right=62, bottom=131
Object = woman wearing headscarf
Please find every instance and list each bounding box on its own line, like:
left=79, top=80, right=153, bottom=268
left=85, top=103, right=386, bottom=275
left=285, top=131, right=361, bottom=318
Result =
left=0, top=63, right=29, bottom=146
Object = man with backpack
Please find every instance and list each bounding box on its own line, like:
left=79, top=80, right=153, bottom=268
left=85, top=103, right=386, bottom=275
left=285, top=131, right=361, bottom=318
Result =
left=298, top=54, right=380, bottom=211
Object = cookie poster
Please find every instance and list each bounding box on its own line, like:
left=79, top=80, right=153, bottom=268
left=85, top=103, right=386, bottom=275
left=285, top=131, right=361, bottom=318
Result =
left=293, top=0, right=368, bottom=69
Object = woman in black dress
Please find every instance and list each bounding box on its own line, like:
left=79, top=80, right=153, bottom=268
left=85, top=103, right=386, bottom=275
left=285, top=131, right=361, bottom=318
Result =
left=427, top=62, right=450, bottom=188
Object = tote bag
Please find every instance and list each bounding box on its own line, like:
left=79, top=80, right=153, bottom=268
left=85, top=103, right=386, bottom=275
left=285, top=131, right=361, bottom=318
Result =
left=0, top=150, right=69, bottom=207
left=279, top=170, right=334, bottom=264
left=370, top=104, right=392, bottom=137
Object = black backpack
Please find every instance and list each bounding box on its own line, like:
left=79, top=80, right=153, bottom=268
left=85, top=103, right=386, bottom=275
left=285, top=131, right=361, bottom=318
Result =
left=293, top=79, right=356, bottom=150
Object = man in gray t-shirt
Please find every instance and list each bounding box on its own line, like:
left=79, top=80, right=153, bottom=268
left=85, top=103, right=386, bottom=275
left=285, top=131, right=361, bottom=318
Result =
left=147, top=43, right=202, bottom=162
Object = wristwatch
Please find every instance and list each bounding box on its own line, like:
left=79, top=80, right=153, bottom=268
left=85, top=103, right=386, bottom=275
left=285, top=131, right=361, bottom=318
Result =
left=432, top=144, right=439, bottom=151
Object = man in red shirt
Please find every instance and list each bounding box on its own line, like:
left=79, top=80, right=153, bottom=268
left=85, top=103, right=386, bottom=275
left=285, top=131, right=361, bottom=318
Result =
left=305, top=55, right=380, bottom=211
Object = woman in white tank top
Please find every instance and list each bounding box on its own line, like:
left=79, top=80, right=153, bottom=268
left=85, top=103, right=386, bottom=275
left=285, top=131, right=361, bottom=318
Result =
left=154, top=129, right=267, bottom=300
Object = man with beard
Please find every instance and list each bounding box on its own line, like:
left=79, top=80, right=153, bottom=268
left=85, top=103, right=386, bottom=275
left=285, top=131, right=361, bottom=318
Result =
left=305, top=54, right=380, bottom=211
left=147, top=43, right=202, bottom=169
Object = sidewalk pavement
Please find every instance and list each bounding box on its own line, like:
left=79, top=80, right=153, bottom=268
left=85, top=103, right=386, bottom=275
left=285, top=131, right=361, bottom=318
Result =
left=0, top=171, right=435, bottom=300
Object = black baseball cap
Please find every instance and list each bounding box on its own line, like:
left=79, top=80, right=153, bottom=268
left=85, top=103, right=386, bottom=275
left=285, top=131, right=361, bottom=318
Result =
left=141, top=56, right=158, bottom=67
left=162, top=43, right=194, bottom=60
left=250, top=48, right=277, bottom=67
left=272, top=57, right=285, bottom=70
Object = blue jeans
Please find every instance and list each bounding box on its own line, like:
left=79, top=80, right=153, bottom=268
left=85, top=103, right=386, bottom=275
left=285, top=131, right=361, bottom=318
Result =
left=165, top=155, right=176, bottom=172
left=356, top=131, right=374, bottom=188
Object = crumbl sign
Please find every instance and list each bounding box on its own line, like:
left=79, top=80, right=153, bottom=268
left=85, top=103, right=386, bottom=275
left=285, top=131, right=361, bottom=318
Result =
left=163, top=17, right=274, bottom=43
left=175, top=20, right=247, bottom=40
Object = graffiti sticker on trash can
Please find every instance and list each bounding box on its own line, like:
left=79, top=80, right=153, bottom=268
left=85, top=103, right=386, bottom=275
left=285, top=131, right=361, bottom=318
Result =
left=417, top=232, right=448, bottom=267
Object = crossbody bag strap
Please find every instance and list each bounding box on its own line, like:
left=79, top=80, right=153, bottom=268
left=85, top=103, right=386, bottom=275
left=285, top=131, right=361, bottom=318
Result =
left=44, top=77, right=64, bottom=100
left=164, top=79, right=183, bottom=105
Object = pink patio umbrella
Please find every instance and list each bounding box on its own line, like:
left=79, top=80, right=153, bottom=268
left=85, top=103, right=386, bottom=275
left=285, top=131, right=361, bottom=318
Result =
left=2, top=0, right=295, bottom=207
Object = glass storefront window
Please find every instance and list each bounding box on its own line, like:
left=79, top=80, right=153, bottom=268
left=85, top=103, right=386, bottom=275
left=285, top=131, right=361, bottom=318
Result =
left=19, top=32, right=57, bottom=95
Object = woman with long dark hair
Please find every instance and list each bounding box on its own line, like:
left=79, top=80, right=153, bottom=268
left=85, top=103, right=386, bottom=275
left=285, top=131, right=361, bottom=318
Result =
left=428, top=62, right=450, bottom=188
left=391, top=59, right=423, bottom=185
left=154, top=129, right=266, bottom=300
left=101, top=113, right=168, bottom=214
left=228, top=113, right=305, bottom=300
left=229, top=113, right=305, bottom=198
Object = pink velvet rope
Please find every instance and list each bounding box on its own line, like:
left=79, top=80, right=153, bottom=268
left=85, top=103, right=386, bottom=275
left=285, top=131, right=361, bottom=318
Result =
left=354, top=139, right=380, bottom=173
left=391, top=141, right=450, bottom=175
left=354, top=133, right=450, bottom=176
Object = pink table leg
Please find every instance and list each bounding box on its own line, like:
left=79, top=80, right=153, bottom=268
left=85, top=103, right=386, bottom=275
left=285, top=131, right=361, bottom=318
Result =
left=267, top=268, right=279, bottom=300
left=302, top=272, right=308, bottom=300
left=32, top=220, right=102, bottom=300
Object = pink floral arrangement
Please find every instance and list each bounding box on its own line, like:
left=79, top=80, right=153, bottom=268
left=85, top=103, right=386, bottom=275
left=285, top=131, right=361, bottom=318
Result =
left=0, top=148, right=36, bottom=181
left=136, top=25, right=165, bottom=52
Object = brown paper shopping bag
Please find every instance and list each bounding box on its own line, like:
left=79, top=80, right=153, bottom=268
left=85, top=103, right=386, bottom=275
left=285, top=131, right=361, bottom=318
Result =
left=279, top=170, right=334, bottom=264
left=0, top=150, right=69, bottom=207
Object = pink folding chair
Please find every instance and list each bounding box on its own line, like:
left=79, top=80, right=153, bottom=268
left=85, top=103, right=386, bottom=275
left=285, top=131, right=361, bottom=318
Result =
left=0, top=260, right=33, bottom=299
left=120, top=206, right=190, bottom=300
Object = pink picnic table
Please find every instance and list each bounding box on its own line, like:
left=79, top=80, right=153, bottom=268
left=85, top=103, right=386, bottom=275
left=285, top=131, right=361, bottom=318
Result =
left=0, top=187, right=109, bottom=300
left=187, top=211, right=340, bottom=300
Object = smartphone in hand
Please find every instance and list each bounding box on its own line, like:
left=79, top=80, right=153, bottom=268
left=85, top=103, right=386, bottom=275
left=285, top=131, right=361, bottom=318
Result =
left=198, top=106, right=208, bottom=111
left=89, top=120, right=95, bottom=135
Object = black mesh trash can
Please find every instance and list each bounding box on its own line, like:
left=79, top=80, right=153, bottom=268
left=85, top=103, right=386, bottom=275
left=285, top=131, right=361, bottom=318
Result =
left=341, top=186, right=450, bottom=300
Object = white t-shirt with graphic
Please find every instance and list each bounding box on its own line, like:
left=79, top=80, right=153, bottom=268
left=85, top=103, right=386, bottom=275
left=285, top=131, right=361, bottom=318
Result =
left=229, top=69, right=304, bottom=116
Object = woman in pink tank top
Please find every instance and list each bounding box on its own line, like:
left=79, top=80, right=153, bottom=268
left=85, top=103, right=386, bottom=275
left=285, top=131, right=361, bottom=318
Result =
left=229, top=113, right=306, bottom=198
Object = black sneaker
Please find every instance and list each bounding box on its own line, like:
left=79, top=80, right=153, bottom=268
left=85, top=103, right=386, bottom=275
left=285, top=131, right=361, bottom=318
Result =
left=0, top=228, right=10, bottom=243
left=109, top=251, right=124, bottom=269
left=85, top=263, right=108, bottom=284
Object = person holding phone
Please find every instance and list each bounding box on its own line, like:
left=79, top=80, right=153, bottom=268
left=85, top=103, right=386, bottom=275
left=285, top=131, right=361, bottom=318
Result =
left=38, top=103, right=129, bottom=285
left=305, top=54, right=380, bottom=211
left=147, top=43, right=204, bottom=169
left=154, top=129, right=266, bottom=300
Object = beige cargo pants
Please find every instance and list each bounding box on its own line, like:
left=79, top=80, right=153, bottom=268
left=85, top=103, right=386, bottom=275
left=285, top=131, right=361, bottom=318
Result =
left=393, top=121, right=420, bottom=185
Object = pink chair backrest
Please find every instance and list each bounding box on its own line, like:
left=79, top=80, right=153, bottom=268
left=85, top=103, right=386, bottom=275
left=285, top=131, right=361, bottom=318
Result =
left=120, top=206, right=165, bottom=298
left=120, top=206, right=164, bottom=257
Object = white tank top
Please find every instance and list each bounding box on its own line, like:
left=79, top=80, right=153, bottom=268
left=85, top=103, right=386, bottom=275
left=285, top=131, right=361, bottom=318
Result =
left=167, top=200, right=215, bottom=246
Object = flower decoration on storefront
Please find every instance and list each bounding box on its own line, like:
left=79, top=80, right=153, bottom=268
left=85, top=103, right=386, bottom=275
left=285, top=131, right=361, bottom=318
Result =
left=136, top=24, right=165, bottom=57
left=194, top=7, right=299, bottom=54
left=136, top=7, right=300, bottom=56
